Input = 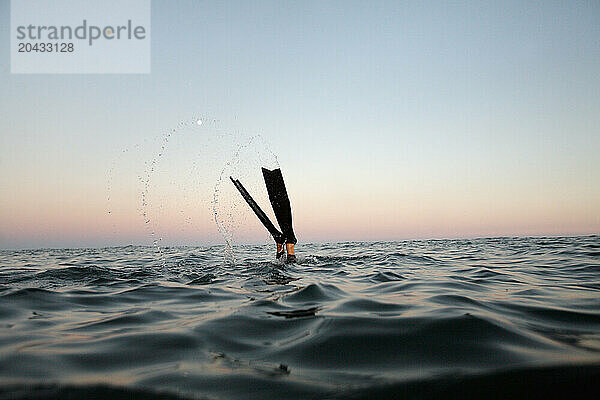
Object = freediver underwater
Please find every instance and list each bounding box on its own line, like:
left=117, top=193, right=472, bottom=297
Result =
left=230, top=167, right=297, bottom=263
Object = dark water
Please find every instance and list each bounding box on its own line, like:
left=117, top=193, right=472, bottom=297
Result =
left=1, top=236, right=600, bottom=399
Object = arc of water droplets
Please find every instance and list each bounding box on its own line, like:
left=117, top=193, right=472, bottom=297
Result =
left=106, top=142, right=146, bottom=238
left=140, top=118, right=206, bottom=260
left=106, top=116, right=208, bottom=256
left=212, top=134, right=279, bottom=266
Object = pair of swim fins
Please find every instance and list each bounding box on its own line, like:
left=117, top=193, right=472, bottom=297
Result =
left=230, top=167, right=297, bottom=255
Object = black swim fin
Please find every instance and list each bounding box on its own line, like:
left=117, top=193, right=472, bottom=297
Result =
left=230, top=177, right=285, bottom=244
left=262, top=168, right=297, bottom=244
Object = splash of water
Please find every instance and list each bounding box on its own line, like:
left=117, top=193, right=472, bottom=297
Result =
left=212, top=135, right=280, bottom=264
left=106, top=117, right=279, bottom=262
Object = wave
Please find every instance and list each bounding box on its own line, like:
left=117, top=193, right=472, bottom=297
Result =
left=1, top=237, right=599, bottom=399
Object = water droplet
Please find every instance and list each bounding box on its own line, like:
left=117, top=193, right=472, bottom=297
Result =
left=196, top=119, right=203, bottom=126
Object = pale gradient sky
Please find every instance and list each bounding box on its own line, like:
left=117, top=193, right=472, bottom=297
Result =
left=1, top=0, right=599, bottom=249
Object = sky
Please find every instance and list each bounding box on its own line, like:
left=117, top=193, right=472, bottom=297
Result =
left=1, top=0, right=599, bottom=249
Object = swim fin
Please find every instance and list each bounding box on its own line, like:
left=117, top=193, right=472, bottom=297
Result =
left=230, top=177, right=285, bottom=244
left=262, top=168, right=297, bottom=244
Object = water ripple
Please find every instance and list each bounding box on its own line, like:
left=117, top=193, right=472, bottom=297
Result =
left=0, top=236, right=599, bottom=399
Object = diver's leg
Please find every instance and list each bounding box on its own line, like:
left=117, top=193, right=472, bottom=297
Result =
left=286, top=243, right=295, bottom=255
left=262, top=168, right=297, bottom=263
left=262, top=168, right=297, bottom=243
left=276, top=243, right=284, bottom=259
left=285, top=243, right=296, bottom=263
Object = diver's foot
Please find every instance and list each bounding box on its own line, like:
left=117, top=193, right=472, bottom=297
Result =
left=276, top=242, right=284, bottom=259
left=286, top=254, right=297, bottom=264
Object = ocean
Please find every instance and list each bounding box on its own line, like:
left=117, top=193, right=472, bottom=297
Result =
left=1, top=236, right=599, bottom=399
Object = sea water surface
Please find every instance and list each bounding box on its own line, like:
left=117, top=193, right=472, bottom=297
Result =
left=1, top=236, right=599, bottom=399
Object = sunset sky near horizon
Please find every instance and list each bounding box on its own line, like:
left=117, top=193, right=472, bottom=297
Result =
left=1, top=0, right=599, bottom=249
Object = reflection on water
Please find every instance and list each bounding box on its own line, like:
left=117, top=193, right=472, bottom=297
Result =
left=1, top=236, right=599, bottom=399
